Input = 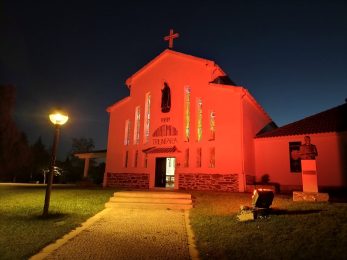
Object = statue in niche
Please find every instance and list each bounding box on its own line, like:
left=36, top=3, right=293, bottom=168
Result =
left=161, top=82, right=171, bottom=113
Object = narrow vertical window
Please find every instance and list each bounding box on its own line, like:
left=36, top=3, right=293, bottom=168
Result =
left=209, top=111, right=215, bottom=141
left=196, top=147, right=202, bottom=168
left=144, top=154, right=148, bottom=168
left=197, top=98, right=203, bottom=141
left=124, top=150, right=129, bottom=168
left=144, top=93, right=151, bottom=143
left=184, top=87, right=191, bottom=141
left=209, top=147, right=215, bottom=168
left=289, top=142, right=302, bottom=173
left=124, top=120, right=131, bottom=145
left=133, top=106, right=141, bottom=144
left=184, top=148, right=189, bottom=167
left=134, top=150, right=138, bottom=167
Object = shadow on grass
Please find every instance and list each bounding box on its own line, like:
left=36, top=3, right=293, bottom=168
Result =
left=270, top=208, right=322, bottom=215
left=35, top=212, right=70, bottom=220
left=1, top=212, right=71, bottom=222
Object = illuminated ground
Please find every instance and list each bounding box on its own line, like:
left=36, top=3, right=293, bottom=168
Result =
left=43, top=208, right=190, bottom=260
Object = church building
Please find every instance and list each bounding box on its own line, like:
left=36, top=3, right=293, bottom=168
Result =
left=104, top=48, right=276, bottom=192
left=103, top=32, right=346, bottom=192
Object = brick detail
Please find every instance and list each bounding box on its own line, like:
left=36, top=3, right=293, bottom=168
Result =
left=178, top=173, right=239, bottom=192
left=107, top=173, right=149, bottom=189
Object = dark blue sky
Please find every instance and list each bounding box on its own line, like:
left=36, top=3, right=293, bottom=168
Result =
left=1, top=0, right=346, bottom=159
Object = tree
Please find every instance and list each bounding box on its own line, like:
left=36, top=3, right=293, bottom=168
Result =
left=0, top=85, right=31, bottom=181
left=71, top=137, right=95, bottom=154
left=30, top=136, right=50, bottom=182
left=63, top=137, right=95, bottom=183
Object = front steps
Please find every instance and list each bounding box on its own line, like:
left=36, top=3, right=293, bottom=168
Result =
left=105, top=191, right=193, bottom=210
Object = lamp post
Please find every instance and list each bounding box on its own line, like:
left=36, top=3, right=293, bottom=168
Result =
left=42, top=112, right=68, bottom=217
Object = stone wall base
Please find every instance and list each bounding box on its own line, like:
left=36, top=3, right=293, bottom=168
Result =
left=246, top=184, right=280, bottom=193
left=107, top=173, right=149, bottom=189
left=178, top=173, right=239, bottom=192
left=293, top=191, right=329, bottom=202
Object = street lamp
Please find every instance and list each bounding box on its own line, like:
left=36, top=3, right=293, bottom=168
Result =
left=42, top=111, right=68, bottom=217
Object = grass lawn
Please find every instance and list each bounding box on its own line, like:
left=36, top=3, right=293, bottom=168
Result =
left=0, top=184, right=115, bottom=260
left=190, top=192, right=347, bottom=260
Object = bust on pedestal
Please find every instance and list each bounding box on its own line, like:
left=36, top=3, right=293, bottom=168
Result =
left=293, top=136, right=329, bottom=202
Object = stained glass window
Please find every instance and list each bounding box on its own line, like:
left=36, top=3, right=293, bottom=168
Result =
left=144, top=93, right=151, bottom=143
left=197, top=98, right=203, bottom=141
left=134, top=106, right=141, bottom=144
left=210, top=111, right=216, bottom=141
left=184, top=87, right=191, bottom=141
left=124, top=120, right=131, bottom=145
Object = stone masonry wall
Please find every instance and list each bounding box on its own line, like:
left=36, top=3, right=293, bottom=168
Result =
left=178, top=173, right=239, bottom=192
left=107, top=173, right=149, bottom=189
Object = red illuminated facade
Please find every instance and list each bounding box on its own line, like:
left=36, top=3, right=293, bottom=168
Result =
left=104, top=49, right=273, bottom=191
left=104, top=49, right=347, bottom=191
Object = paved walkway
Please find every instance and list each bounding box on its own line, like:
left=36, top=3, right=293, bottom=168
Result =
left=32, top=207, right=198, bottom=260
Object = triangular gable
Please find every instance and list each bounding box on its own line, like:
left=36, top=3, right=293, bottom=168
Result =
left=125, top=49, right=227, bottom=88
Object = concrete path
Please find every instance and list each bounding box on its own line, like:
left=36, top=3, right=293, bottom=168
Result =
left=32, top=207, right=198, bottom=260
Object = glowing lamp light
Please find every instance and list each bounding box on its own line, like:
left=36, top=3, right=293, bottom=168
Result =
left=49, top=112, right=69, bottom=125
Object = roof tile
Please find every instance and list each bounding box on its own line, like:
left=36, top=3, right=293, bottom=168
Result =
left=256, top=103, right=347, bottom=138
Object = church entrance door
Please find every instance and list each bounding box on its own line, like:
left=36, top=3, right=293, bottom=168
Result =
left=155, top=157, right=176, bottom=188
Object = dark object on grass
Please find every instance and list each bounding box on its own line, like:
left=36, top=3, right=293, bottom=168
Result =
left=260, top=174, right=270, bottom=183
left=252, top=189, right=274, bottom=209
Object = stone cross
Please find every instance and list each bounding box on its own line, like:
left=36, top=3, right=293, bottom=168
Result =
left=164, top=29, right=179, bottom=49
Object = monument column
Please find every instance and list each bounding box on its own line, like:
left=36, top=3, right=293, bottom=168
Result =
left=293, top=136, right=329, bottom=201
left=301, top=159, right=318, bottom=193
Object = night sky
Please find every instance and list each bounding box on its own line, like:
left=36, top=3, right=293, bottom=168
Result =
left=1, top=0, right=346, bottom=159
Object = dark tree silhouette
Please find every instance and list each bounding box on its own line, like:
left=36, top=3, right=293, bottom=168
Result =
left=30, top=136, right=50, bottom=182
left=63, top=137, right=96, bottom=183
left=0, top=85, right=31, bottom=181
left=71, top=137, right=95, bottom=153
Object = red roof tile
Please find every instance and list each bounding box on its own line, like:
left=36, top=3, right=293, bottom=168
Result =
left=256, top=103, right=347, bottom=138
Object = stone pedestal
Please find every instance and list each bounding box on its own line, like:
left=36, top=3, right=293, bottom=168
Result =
left=293, top=191, right=329, bottom=202
left=301, top=160, right=318, bottom=193
left=293, top=160, right=329, bottom=202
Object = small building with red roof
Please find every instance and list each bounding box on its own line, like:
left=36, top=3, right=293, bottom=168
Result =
left=255, top=103, right=347, bottom=190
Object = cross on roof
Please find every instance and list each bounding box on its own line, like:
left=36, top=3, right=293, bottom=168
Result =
left=164, top=29, right=179, bottom=49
